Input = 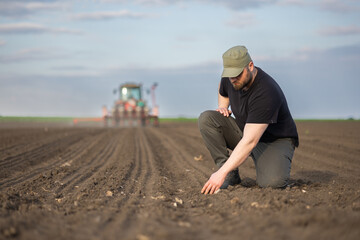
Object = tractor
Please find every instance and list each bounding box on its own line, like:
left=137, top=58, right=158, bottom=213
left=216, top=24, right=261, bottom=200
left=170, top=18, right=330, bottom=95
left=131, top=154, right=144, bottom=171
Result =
left=103, top=83, right=159, bottom=127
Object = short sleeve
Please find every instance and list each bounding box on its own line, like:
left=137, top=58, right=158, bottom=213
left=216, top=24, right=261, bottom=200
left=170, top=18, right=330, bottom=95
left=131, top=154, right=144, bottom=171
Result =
left=219, top=77, right=229, bottom=97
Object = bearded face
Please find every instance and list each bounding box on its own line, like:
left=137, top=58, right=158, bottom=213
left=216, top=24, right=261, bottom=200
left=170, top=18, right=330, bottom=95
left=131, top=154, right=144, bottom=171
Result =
left=229, top=67, right=252, bottom=91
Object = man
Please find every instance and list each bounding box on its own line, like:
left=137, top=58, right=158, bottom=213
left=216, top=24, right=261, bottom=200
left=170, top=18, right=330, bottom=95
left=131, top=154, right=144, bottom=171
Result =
left=198, top=46, right=299, bottom=195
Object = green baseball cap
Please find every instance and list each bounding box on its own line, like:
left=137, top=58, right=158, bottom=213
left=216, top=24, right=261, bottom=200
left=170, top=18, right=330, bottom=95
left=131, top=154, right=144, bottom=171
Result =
left=222, top=46, right=252, bottom=78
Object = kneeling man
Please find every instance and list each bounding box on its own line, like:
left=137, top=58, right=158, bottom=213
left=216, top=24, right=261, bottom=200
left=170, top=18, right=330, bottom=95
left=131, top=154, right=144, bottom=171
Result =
left=199, top=46, right=299, bottom=195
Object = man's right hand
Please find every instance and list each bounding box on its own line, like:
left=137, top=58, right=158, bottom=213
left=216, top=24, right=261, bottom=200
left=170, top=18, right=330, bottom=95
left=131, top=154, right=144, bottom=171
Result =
left=216, top=108, right=232, bottom=117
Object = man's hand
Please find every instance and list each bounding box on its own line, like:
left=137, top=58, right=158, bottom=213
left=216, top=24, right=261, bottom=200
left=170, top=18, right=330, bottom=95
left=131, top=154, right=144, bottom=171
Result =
left=216, top=108, right=232, bottom=117
left=201, top=170, right=227, bottom=195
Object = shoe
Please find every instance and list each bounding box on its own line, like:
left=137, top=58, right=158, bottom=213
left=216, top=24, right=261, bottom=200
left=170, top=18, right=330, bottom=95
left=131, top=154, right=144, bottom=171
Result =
left=220, top=169, right=241, bottom=189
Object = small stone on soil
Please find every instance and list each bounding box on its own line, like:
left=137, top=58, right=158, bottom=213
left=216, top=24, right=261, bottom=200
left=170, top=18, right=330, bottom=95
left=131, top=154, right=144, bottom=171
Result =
left=230, top=197, right=240, bottom=205
left=137, top=234, right=150, bottom=240
left=150, top=195, right=165, bottom=200
left=175, top=197, right=183, bottom=204
left=178, top=221, right=191, bottom=227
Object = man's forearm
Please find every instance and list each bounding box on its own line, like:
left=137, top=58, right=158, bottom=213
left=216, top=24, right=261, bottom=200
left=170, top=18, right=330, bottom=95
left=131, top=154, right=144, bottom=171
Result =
left=218, top=138, right=255, bottom=175
left=218, top=82, right=229, bottom=109
left=218, top=93, right=229, bottom=109
left=218, top=123, right=268, bottom=175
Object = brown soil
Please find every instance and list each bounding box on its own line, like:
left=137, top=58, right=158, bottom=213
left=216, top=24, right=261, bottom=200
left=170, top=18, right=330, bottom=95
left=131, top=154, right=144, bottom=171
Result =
left=0, top=121, right=359, bottom=240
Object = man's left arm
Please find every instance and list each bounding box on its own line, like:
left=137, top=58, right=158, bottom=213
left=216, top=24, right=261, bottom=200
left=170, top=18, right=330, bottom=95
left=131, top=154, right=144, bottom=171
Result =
left=201, top=123, right=269, bottom=195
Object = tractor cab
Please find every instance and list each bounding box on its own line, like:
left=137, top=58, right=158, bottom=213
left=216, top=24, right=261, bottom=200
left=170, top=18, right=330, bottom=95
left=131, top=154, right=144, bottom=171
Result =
left=119, top=84, right=142, bottom=101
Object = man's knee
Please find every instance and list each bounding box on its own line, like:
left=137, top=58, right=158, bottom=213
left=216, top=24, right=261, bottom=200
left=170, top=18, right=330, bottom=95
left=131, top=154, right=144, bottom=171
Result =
left=254, top=141, right=293, bottom=189
left=198, top=110, right=218, bottom=128
left=257, top=175, right=289, bottom=189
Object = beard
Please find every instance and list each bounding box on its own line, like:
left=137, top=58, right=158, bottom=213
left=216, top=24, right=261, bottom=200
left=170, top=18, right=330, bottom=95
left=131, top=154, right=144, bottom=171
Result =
left=231, top=69, right=252, bottom=91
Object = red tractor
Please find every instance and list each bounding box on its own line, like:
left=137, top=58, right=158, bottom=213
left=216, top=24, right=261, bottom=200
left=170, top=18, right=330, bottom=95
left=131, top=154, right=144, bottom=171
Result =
left=103, top=83, right=159, bottom=127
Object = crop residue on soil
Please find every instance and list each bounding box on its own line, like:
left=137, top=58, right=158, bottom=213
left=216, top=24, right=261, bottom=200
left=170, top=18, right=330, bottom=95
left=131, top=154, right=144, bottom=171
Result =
left=0, top=121, right=359, bottom=239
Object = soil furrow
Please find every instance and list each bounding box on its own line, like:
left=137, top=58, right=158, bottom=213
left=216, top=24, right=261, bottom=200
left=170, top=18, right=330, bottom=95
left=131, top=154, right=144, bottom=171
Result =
left=146, top=128, right=208, bottom=189
left=0, top=128, right=57, bottom=148
left=102, top=128, right=161, bottom=239
left=0, top=130, right=107, bottom=189
left=299, top=139, right=360, bottom=165
left=300, top=134, right=360, bottom=151
left=0, top=129, right=86, bottom=158
left=151, top=128, right=211, bottom=180
left=0, top=130, right=100, bottom=176
left=97, top=129, right=145, bottom=210
left=53, top=131, right=121, bottom=195
left=295, top=144, right=359, bottom=176
left=50, top=129, right=136, bottom=214
left=293, top=150, right=359, bottom=180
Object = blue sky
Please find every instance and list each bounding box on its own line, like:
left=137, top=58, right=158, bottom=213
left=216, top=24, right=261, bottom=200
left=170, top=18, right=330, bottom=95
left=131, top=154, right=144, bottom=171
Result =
left=0, top=0, right=359, bottom=118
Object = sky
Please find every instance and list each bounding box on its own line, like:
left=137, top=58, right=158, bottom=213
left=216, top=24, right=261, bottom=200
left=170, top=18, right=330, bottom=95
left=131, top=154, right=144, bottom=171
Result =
left=0, top=0, right=359, bottom=119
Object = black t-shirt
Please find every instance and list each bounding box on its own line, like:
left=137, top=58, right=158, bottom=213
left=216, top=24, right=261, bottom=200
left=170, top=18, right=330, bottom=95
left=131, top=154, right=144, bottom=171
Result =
left=219, top=67, right=299, bottom=147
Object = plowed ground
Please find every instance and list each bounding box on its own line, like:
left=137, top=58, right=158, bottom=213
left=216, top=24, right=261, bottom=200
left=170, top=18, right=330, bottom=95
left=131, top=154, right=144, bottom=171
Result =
left=0, top=121, right=359, bottom=240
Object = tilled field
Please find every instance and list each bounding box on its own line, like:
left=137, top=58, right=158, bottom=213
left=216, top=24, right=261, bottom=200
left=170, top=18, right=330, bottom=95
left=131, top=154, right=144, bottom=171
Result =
left=0, top=121, right=359, bottom=240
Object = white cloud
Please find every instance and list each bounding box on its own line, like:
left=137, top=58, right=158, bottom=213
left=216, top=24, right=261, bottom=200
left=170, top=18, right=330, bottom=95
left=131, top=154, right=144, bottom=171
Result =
left=100, top=0, right=275, bottom=9
left=0, top=48, right=69, bottom=63
left=203, top=0, right=276, bottom=9
left=0, top=1, right=68, bottom=18
left=318, top=25, right=360, bottom=36
left=262, top=0, right=360, bottom=13
left=100, top=0, right=175, bottom=5
left=226, top=12, right=257, bottom=28
left=0, top=23, right=82, bottom=35
left=289, top=47, right=322, bottom=61
left=277, top=0, right=309, bottom=6
left=118, top=0, right=170, bottom=5
left=252, top=47, right=319, bottom=62
left=72, top=10, right=154, bottom=21
left=318, top=0, right=360, bottom=13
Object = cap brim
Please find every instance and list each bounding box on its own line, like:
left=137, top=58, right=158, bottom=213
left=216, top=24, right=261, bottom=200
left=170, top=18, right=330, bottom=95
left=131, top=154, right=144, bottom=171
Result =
left=221, top=67, right=244, bottom=78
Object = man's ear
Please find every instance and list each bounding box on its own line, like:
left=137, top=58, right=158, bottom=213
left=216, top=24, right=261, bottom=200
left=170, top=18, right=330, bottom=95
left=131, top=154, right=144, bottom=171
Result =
left=248, top=61, right=254, bottom=71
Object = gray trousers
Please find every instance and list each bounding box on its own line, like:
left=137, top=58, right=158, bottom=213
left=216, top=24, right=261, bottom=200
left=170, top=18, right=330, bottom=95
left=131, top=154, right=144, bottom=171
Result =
left=198, top=110, right=295, bottom=188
